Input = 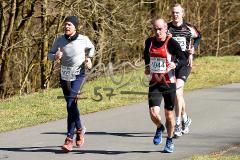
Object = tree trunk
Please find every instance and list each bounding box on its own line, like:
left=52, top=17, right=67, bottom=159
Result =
left=0, top=0, right=17, bottom=98
left=40, top=0, right=49, bottom=89
left=216, top=0, right=221, bottom=56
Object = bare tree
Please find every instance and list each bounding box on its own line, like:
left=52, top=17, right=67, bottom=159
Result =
left=40, top=0, right=49, bottom=89
left=0, top=0, right=17, bottom=98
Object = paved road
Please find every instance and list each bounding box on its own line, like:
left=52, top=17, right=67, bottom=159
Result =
left=0, top=83, right=240, bottom=160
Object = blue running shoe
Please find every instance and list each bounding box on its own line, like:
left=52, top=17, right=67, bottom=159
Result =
left=153, top=125, right=165, bottom=145
left=164, top=138, right=174, bottom=153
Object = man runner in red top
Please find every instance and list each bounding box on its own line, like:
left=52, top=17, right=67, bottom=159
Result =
left=143, top=18, right=187, bottom=153
left=168, top=3, right=201, bottom=138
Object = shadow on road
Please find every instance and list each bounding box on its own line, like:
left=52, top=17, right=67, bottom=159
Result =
left=0, top=146, right=165, bottom=155
left=41, top=131, right=154, bottom=138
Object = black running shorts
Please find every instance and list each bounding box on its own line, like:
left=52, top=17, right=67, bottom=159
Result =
left=148, top=83, right=176, bottom=111
left=175, top=65, right=191, bottom=82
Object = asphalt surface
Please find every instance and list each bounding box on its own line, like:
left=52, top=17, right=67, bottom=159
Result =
left=0, top=83, right=240, bottom=160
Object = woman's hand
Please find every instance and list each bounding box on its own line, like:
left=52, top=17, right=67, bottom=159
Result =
left=55, top=48, right=63, bottom=61
left=85, top=57, right=92, bottom=69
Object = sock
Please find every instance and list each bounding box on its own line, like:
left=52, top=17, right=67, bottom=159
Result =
left=167, top=137, right=173, bottom=141
left=176, top=117, right=181, bottom=126
left=182, top=113, right=188, bottom=123
left=157, top=123, right=164, bottom=131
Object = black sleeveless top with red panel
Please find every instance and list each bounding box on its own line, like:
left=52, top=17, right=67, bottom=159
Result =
left=143, top=36, right=187, bottom=84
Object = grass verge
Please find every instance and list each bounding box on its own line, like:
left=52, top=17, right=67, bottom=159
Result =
left=189, top=156, right=240, bottom=160
left=187, top=144, right=240, bottom=160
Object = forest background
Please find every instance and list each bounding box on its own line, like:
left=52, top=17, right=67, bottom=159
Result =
left=0, top=0, right=239, bottom=98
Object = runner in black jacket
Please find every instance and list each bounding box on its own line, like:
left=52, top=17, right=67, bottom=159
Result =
left=168, top=3, right=201, bottom=138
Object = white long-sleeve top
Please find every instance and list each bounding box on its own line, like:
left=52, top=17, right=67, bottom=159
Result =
left=48, top=34, right=95, bottom=67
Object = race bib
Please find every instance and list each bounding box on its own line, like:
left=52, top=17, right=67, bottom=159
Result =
left=173, top=37, right=187, bottom=51
left=60, top=65, right=80, bottom=81
left=150, top=57, right=167, bottom=73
